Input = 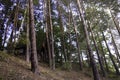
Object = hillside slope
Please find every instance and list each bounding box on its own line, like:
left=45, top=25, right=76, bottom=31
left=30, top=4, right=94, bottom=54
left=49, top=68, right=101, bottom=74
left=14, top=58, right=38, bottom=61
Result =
left=0, top=51, right=119, bottom=80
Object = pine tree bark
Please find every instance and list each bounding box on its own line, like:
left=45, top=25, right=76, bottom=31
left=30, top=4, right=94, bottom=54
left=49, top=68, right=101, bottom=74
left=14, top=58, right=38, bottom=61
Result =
left=43, top=0, right=52, bottom=68
left=13, top=1, right=20, bottom=43
left=108, top=26, right=120, bottom=64
left=101, top=30, right=120, bottom=75
left=57, top=3, right=67, bottom=63
left=29, top=0, right=39, bottom=74
left=88, top=22, right=106, bottom=77
left=8, top=2, right=20, bottom=53
left=77, top=0, right=100, bottom=80
left=109, top=9, right=120, bottom=36
left=70, top=6, right=82, bottom=70
left=3, top=12, right=12, bottom=48
left=46, top=0, right=55, bottom=70
left=26, top=3, right=30, bottom=63
left=96, top=32, right=109, bottom=72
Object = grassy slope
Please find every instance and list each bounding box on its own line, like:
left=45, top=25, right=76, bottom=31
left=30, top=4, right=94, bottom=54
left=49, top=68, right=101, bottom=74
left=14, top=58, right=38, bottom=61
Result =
left=0, top=51, right=119, bottom=80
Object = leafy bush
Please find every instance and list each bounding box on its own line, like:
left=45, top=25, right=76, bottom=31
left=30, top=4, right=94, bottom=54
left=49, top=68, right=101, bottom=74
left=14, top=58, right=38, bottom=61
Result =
left=16, top=32, right=27, bottom=47
left=62, top=61, right=72, bottom=71
left=0, top=51, right=9, bottom=62
left=84, top=72, right=92, bottom=77
left=0, top=77, right=3, bottom=80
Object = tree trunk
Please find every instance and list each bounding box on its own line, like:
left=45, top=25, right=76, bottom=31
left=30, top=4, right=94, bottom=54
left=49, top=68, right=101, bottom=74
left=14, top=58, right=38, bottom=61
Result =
left=3, top=11, right=12, bottom=48
left=43, top=0, right=52, bottom=68
left=109, top=9, right=120, bottom=36
left=109, top=26, right=120, bottom=62
left=29, top=0, right=39, bottom=74
left=13, top=1, right=20, bottom=43
left=77, top=0, right=100, bottom=80
left=57, top=3, right=67, bottom=63
left=26, top=3, right=30, bottom=63
left=88, top=22, right=106, bottom=77
left=46, top=0, right=55, bottom=70
left=96, top=31, right=109, bottom=72
left=8, top=2, right=20, bottom=53
left=101, top=30, right=120, bottom=75
left=70, top=5, right=82, bottom=70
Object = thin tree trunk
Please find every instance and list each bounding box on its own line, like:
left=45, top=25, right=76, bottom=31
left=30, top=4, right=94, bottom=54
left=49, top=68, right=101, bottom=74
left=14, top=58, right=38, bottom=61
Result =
left=46, top=0, right=55, bottom=70
left=109, top=26, right=120, bottom=64
left=13, top=1, right=20, bottom=43
left=67, top=0, right=73, bottom=63
left=96, top=31, right=109, bottom=72
left=70, top=5, right=82, bottom=70
left=109, top=9, right=120, bottom=36
left=3, top=11, right=13, bottom=48
left=109, top=26, right=120, bottom=59
left=29, top=0, right=39, bottom=74
left=8, top=2, right=20, bottom=53
left=3, top=23, right=9, bottom=48
left=86, top=49, right=91, bottom=67
left=26, top=2, right=30, bottom=63
left=1, top=2, right=11, bottom=50
left=101, top=30, right=120, bottom=75
left=77, top=0, right=100, bottom=80
left=88, top=22, right=106, bottom=77
left=44, top=0, right=52, bottom=68
left=57, top=3, right=67, bottom=63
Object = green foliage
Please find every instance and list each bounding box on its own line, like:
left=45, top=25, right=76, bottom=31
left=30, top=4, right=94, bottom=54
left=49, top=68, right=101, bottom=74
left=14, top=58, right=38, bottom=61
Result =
left=0, top=51, right=9, bottom=62
left=108, top=72, right=120, bottom=80
left=16, top=32, right=27, bottom=48
left=61, top=0, right=70, bottom=6
left=36, top=27, right=45, bottom=49
left=62, top=61, right=72, bottom=71
left=33, top=0, right=39, bottom=5
left=84, top=72, right=92, bottom=77
left=0, top=77, right=2, bottom=80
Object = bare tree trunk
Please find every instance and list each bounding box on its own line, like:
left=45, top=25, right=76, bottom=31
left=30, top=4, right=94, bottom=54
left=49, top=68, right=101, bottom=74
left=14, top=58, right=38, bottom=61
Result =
left=67, top=3, right=72, bottom=63
left=57, top=3, right=67, bottom=63
left=70, top=5, right=82, bottom=70
left=109, top=26, right=120, bottom=62
left=43, top=0, right=52, bottom=68
left=101, top=30, right=120, bottom=75
left=13, top=1, right=20, bottom=43
left=109, top=9, right=120, bottom=36
left=96, top=31, right=109, bottom=72
left=86, top=49, right=91, bottom=67
left=3, top=24, right=9, bottom=48
left=46, top=0, right=55, bottom=70
left=77, top=0, right=100, bottom=80
left=1, top=3, right=11, bottom=50
left=29, top=0, right=39, bottom=74
left=8, top=2, right=20, bottom=53
left=3, top=12, right=12, bottom=48
left=26, top=3, right=30, bottom=63
left=88, top=22, right=106, bottom=77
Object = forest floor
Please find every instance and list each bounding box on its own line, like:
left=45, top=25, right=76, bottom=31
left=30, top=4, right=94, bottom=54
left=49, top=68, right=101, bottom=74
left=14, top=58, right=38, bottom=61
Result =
left=0, top=51, right=120, bottom=80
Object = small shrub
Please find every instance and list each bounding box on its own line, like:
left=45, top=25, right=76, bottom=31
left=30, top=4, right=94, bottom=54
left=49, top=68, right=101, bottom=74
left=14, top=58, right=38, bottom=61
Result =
left=84, top=72, right=92, bottom=77
left=0, top=51, right=9, bottom=62
left=62, top=61, right=72, bottom=71
left=0, top=77, right=2, bottom=80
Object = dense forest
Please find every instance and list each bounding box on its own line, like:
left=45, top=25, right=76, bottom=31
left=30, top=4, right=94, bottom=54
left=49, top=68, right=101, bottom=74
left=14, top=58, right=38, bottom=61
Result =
left=0, top=0, right=120, bottom=80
